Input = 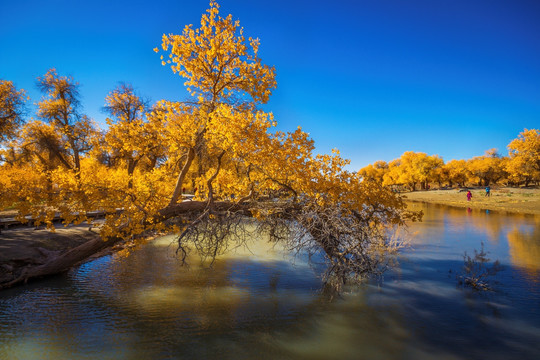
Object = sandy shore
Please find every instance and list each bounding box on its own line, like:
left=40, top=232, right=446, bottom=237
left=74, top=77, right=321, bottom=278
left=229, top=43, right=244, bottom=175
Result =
left=403, top=187, right=540, bottom=215
left=0, top=222, right=104, bottom=286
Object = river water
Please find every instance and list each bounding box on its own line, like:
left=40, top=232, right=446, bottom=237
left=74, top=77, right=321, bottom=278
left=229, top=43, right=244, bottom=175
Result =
left=1, top=203, right=539, bottom=360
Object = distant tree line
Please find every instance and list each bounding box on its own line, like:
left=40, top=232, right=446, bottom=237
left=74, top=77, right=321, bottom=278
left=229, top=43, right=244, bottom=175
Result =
left=359, top=129, right=540, bottom=191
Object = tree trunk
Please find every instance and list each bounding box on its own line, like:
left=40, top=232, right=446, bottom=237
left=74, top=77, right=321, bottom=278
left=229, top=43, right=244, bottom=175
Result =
left=127, top=158, right=137, bottom=189
left=169, top=147, right=196, bottom=206
left=0, top=235, right=121, bottom=290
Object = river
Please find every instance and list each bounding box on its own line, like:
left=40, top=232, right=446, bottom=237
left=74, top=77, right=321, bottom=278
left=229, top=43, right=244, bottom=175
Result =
left=1, top=203, right=539, bottom=360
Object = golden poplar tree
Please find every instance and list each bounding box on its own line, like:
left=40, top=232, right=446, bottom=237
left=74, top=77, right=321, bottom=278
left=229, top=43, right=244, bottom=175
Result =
left=466, top=149, right=506, bottom=186
left=507, top=129, right=540, bottom=186
left=103, top=83, right=164, bottom=187
left=359, top=160, right=389, bottom=184
left=36, top=69, right=97, bottom=174
left=155, top=1, right=277, bottom=206
left=444, top=159, right=468, bottom=187
left=150, top=2, right=419, bottom=290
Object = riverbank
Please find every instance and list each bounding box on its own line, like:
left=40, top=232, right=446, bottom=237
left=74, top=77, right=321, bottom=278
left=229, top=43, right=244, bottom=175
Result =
left=403, top=187, right=540, bottom=215
left=0, top=223, right=104, bottom=284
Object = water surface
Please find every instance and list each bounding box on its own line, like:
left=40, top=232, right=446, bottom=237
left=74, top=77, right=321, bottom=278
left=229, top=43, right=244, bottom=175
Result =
left=1, top=203, right=539, bottom=359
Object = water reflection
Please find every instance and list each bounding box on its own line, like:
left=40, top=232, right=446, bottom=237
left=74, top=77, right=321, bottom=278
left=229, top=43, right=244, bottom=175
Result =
left=1, top=204, right=540, bottom=359
left=507, top=220, right=540, bottom=277
left=406, top=202, right=540, bottom=267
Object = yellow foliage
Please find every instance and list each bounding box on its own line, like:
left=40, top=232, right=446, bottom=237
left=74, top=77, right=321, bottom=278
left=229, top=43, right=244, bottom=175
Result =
left=507, top=129, right=540, bottom=186
left=380, top=152, right=443, bottom=191
left=156, top=1, right=276, bottom=106
left=466, top=149, right=506, bottom=186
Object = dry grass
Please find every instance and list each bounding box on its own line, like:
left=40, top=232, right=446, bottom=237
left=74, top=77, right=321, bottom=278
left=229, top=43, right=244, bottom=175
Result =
left=403, top=187, right=540, bottom=215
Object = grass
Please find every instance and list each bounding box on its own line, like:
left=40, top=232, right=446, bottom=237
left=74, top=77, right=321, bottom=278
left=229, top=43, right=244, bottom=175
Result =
left=403, top=187, right=540, bottom=215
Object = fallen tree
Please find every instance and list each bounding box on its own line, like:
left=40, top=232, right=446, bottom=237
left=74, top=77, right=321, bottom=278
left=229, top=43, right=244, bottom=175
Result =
left=1, top=185, right=419, bottom=291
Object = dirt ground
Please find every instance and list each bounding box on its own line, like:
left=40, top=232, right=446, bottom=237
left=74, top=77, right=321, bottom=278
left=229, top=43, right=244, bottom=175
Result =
left=403, top=187, right=540, bottom=215
left=0, top=223, right=101, bottom=267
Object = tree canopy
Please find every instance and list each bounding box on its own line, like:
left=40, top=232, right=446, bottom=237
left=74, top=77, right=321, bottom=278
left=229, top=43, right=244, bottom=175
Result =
left=507, top=129, right=540, bottom=187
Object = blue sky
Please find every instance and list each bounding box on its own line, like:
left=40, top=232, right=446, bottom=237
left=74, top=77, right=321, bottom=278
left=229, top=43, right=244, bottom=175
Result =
left=1, top=0, right=539, bottom=169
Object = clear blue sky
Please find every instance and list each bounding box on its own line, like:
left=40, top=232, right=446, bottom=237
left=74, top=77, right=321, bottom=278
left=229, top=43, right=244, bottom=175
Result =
left=1, top=0, right=539, bottom=169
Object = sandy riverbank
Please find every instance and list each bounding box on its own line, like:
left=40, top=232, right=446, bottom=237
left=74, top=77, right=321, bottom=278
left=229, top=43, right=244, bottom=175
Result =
left=403, top=187, right=540, bottom=215
left=0, top=223, right=104, bottom=285
left=0, top=224, right=100, bottom=263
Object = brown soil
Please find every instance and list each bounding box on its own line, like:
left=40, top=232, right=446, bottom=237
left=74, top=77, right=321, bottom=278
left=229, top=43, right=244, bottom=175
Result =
left=403, top=187, right=540, bottom=215
left=0, top=224, right=101, bottom=276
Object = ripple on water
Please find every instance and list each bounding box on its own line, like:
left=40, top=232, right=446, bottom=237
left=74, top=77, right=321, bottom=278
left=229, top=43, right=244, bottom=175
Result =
left=1, top=207, right=540, bottom=360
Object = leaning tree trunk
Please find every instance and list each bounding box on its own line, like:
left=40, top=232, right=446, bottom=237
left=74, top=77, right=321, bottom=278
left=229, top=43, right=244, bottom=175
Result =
left=169, top=147, right=196, bottom=206
left=0, top=236, right=121, bottom=289
left=0, top=200, right=253, bottom=290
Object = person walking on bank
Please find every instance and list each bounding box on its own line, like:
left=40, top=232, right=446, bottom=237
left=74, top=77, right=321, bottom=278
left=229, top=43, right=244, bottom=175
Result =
left=467, top=190, right=473, bottom=201
left=485, top=186, right=491, bottom=197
